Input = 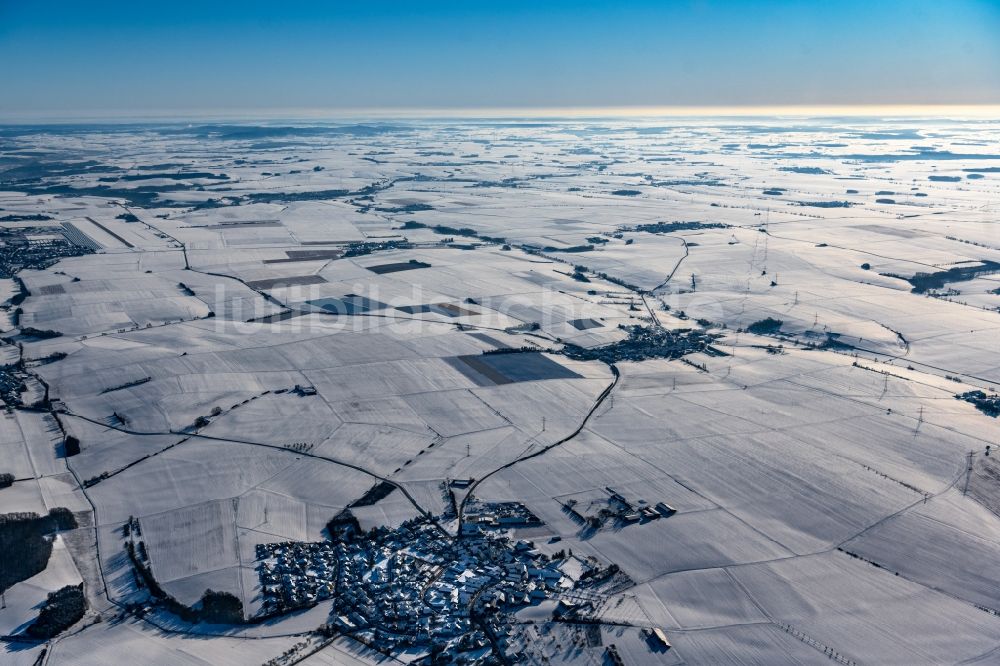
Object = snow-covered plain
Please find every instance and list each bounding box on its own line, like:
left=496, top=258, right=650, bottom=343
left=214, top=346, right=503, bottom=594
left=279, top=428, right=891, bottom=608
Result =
left=2, top=117, right=1000, bottom=664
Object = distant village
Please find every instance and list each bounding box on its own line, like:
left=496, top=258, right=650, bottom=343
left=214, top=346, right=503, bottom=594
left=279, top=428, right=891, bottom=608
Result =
left=561, top=325, right=724, bottom=364
left=0, top=223, right=96, bottom=279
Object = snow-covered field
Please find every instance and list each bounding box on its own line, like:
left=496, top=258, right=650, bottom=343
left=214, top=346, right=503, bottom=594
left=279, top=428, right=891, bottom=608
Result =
left=2, top=116, right=1000, bottom=664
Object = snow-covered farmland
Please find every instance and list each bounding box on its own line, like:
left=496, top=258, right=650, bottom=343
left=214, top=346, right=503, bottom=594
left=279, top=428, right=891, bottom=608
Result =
left=3, top=117, right=1000, bottom=664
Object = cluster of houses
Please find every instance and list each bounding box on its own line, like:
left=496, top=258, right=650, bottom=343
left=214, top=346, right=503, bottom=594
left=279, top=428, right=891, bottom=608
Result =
left=255, top=518, right=579, bottom=661
left=0, top=224, right=95, bottom=278
left=562, top=324, right=724, bottom=364
left=256, top=541, right=338, bottom=609
left=461, top=500, right=544, bottom=534
left=563, top=487, right=677, bottom=530
left=0, top=365, right=28, bottom=408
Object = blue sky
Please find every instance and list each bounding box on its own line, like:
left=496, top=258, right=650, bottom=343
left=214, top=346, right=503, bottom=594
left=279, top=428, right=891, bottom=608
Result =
left=1, top=0, right=999, bottom=116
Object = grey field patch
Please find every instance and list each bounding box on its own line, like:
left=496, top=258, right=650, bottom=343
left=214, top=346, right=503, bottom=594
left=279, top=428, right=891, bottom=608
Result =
left=251, top=310, right=307, bottom=323
left=396, top=302, right=476, bottom=317
left=853, top=224, right=925, bottom=239
left=511, top=271, right=559, bottom=287
left=36, top=283, right=67, bottom=296
left=244, top=274, right=327, bottom=290
left=366, top=260, right=432, bottom=274
left=464, top=332, right=510, bottom=349
left=263, top=249, right=343, bottom=264
left=449, top=352, right=582, bottom=386
left=568, top=318, right=603, bottom=330
left=306, top=294, right=388, bottom=314
left=198, top=221, right=283, bottom=229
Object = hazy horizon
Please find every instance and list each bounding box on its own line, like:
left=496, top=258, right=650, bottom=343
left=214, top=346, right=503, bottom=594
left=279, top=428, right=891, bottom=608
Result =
left=3, top=104, right=1000, bottom=125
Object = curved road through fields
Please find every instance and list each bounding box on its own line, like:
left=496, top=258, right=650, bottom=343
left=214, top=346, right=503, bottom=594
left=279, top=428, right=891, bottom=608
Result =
left=457, top=364, right=620, bottom=532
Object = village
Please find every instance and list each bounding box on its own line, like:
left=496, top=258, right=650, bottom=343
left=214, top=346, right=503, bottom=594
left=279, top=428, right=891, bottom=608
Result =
left=255, top=510, right=637, bottom=663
